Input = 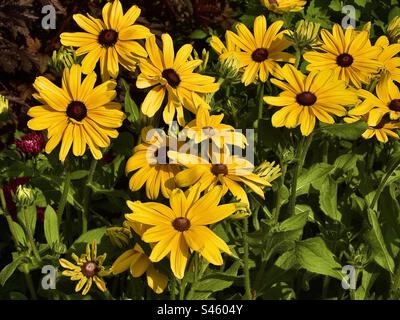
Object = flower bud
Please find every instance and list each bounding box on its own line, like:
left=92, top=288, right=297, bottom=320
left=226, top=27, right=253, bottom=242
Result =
left=15, top=185, right=35, bottom=207
left=0, top=95, right=9, bottom=121
left=49, top=46, right=79, bottom=76
left=388, top=16, right=400, bottom=44
left=15, top=132, right=45, bottom=156
left=286, top=20, right=321, bottom=51
left=254, top=161, right=282, bottom=185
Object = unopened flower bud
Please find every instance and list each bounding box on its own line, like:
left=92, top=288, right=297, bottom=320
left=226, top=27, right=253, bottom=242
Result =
left=16, top=132, right=45, bottom=156
left=15, top=185, right=35, bottom=207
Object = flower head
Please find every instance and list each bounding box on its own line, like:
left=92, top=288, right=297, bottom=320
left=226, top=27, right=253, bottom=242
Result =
left=286, top=20, right=321, bottom=51
left=137, top=33, right=220, bottom=125
left=27, top=64, right=125, bottom=161
left=168, top=152, right=269, bottom=206
left=254, top=161, right=282, bottom=185
left=304, top=24, right=382, bottom=88
left=349, top=80, right=400, bottom=125
left=362, top=115, right=400, bottom=143
left=264, top=64, right=358, bottom=136
left=60, top=0, right=151, bottom=80
left=126, top=127, right=181, bottom=199
left=125, top=186, right=236, bottom=279
left=374, top=36, right=400, bottom=91
left=15, top=132, right=45, bottom=156
left=261, top=0, right=307, bottom=14
left=111, top=221, right=168, bottom=294
left=227, top=16, right=295, bottom=86
left=59, top=241, right=109, bottom=295
left=210, top=32, right=239, bottom=62
left=15, top=185, right=35, bottom=207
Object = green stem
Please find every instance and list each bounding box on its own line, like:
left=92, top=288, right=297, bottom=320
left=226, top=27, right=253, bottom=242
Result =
left=370, top=156, right=400, bottom=210
left=288, top=135, right=313, bottom=216
left=322, top=140, right=329, bottom=163
left=81, top=159, right=98, bottom=234
left=272, top=162, right=288, bottom=224
left=242, top=218, right=252, bottom=300
left=56, top=163, right=71, bottom=226
left=170, top=276, right=176, bottom=300
left=294, top=48, right=303, bottom=69
left=179, top=278, right=187, bottom=300
left=22, top=265, right=37, bottom=300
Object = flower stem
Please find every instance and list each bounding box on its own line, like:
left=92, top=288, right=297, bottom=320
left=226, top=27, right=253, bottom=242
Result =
left=370, top=156, right=400, bottom=210
left=242, top=218, right=252, bottom=300
left=56, top=162, right=71, bottom=226
left=272, top=162, right=288, bottom=224
left=288, top=135, right=313, bottom=216
left=82, top=158, right=98, bottom=234
left=294, top=48, right=303, bottom=69
left=22, top=265, right=37, bottom=300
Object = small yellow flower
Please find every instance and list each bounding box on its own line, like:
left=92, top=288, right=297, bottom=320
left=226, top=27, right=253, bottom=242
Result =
left=362, top=116, right=400, bottom=143
left=126, top=127, right=181, bottom=199
left=60, top=0, right=152, bottom=80
left=210, top=32, right=239, bottom=62
left=137, top=33, right=220, bottom=125
left=125, top=186, right=236, bottom=279
left=261, top=0, right=307, bottom=14
left=227, top=16, right=295, bottom=86
left=59, top=241, right=109, bottom=295
left=254, top=161, right=282, bottom=185
left=168, top=151, right=269, bottom=206
left=264, top=64, right=358, bottom=136
left=111, top=221, right=168, bottom=294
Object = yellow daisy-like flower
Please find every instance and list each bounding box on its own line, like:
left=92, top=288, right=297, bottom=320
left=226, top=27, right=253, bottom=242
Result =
left=210, top=32, right=239, bottom=62
left=125, top=186, right=236, bottom=279
left=374, top=36, right=400, bottom=91
left=185, top=107, right=247, bottom=149
left=126, top=127, right=181, bottom=199
left=349, top=80, right=400, bottom=125
left=59, top=241, right=109, bottom=295
left=303, top=24, right=382, bottom=88
left=227, top=15, right=295, bottom=86
left=261, top=0, right=307, bottom=14
left=168, top=151, right=269, bottom=206
left=137, top=33, right=220, bottom=125
left=362, top=116, right=400, bottom=143
left=264, top=64, right=358, bottom=136
left=60, top=0, right=151, bottom=80
left=27, top=64, right=125, bottom=161
left=111, top=221, right=168, bottom=294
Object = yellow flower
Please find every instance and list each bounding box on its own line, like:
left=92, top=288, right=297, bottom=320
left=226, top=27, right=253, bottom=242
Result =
left=111, top=221, right=168, bottom=294
left=59, top=241, right=109, bottom=295
left=60, top=0, right=151, bottom=80
left=349, top=80, right=400, bottom=126
left=374, top=36, right=400, bottom=91
left=125, top=186, right=236, bottom=279
left=210, top=32, right=239, bottom=62
left=362, top=116, right=400, bottom=143
left=227, top=16, right=295, bottom=86
left=168, top=151, right=269, bottom=206
left=261, top=0, right=307, bottom=14
left=126, top=127, right=181, bottom=199
left=303, top=24, right=382, bottom=88
left=185, top=107, right=247, bottom=150
left=27, top=64, right=125, bottom=161
left=0, top=95, right=9, bottom=114
left=137, top=33, right=220, bottom=125
left=254, top=161, right=282, bottom=184
left=264, top=64, right=358, bottom=136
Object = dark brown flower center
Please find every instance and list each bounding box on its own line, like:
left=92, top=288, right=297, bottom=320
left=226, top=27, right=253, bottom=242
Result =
left=98, top=29, right=119, bottom=47
left=296, top=92, right=317, bottom=106
left=389, top=99, right=400, bottom=112
left=81, top=262, right=98, bottom=277
left=66, top=101, right=87, bottom=121
left=211, top=164, right=228, bottom=176
left=162, top=69, right=181, bottom=88
left=251, top=48, right=269, bottom=62
left=172, top=217, right=191, bottom=232
left=202, top=126, right=215, bottom=136
left=336, top=53, right=354, bottom=67
left=268, top=0, right=278, bottom=4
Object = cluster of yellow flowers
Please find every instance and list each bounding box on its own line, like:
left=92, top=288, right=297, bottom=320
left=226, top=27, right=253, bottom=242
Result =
left=26, top=0, right=400, bottom=296
left=211, top=17, right=400, bottom=141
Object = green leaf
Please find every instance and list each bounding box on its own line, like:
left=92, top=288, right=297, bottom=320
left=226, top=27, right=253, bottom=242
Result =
left=189, top=29, right=208, bottom=39
left=365, top=209, right=395, bottom=273
left=388, top=7, right=400, bottom=23
left=0, top=257, right=24, bottom=286
left=70, top=170, right=89, bottom=180
left=355, top=0, right=367, bottom=7
left=319, top=177, right=342, bottom=221
left=321, top=121, right=368, bottom=140
left=9, top=221, right=27, bottom=246
left=17, top=205, right=37, bottom=236
left=121, top=79, right=140, bottom=124
left=297, top=163, right=334, bottom=196
left=71, top=227, right=107, bottom=252
left=279, top=212, right=309, bottom=232
left=44, top=205, right=60, bottom=247
left=295, top=237, right=343, bottom=280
